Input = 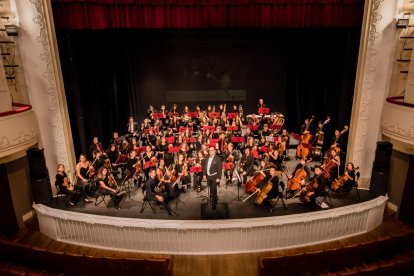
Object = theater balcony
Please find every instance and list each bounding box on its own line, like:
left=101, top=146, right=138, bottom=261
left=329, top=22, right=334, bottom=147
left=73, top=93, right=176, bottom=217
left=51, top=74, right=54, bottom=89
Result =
left=0, top=103, right=39, bottom=162
left=381, top=97, right=414, bottom=155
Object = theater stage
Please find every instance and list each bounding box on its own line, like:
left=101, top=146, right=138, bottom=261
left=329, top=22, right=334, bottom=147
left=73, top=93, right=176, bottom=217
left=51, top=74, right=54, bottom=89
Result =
left=49, top=150, right=372, bottom=221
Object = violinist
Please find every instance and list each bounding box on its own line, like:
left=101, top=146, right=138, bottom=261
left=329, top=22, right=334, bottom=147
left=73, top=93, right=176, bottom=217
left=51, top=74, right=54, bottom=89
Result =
left=126, top=116, right=138, bottom=138
left=129, top=137, right=140, bottom=153
left=240, top=147, right=255, bottom=185
left=96, top=167, right=126, bottom=209
left=223, top=142, right=239, bottom=184
left=76, top=154, right=94, bottom=196
left=107, top=144, right=119, bottom=168
left=146, top=128, right=157, bottom=149
left=217, top=132, right=227, bottom=156
left=110, top=132, right=121, bottom=149
left=144, top=168, right=177, bottom=216
left=255, top=166, right=282, bottom=213
left=89, top=137, right=103, bottom=160
left=91, top=150, right=104, bottom=173
left=55, top=164, right=81, bottom=206
left=175, top=153, right=191, bottom=192
left=156, top=158, right=170, bottom=193
left=267, top=145, right=280, bottom=169
left=142, top=145, right=157, bottom=179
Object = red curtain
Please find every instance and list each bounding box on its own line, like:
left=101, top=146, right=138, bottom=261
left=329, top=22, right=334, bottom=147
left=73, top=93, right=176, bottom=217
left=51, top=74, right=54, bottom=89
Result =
left=51, top=0, right=365, bottom=29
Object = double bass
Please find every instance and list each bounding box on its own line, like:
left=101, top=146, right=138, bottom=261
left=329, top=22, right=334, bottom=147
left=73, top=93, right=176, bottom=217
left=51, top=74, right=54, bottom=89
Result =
left=312, top=117, right=330, bottom=161
left=296, top=116, right=315, bottom=158
left=327, top=125, right=349, bottom=158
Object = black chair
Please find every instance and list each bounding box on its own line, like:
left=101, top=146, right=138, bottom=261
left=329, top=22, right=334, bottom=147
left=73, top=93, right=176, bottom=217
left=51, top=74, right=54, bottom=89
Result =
left=318, top=186, right=334, bottom=208
left=95, top=188, right=111, bottom=207
left=140, top=188, right=158, bottom=214
left=54, top=182, right=72, bottom=207
left=272, top=181, right=287, bottom=211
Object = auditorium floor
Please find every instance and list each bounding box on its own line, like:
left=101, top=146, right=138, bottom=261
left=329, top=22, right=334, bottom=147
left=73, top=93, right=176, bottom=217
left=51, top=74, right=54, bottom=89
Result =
left=49, top=150, right=373, bottom=220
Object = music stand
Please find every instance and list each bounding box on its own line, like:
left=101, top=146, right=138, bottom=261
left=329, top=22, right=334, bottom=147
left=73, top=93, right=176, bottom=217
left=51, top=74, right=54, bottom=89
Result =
left=231, top=136, right=245, bottom=151
left=170, top=177, right=185, bottom=211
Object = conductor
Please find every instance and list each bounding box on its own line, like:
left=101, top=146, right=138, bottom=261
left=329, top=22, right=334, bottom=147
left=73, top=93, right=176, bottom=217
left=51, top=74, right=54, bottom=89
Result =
left=203, top=147, right=222, bottom=209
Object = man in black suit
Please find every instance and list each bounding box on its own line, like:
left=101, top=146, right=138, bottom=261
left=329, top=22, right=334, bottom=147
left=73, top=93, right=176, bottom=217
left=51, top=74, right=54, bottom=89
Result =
left=203, top=146, right=222, bottom=209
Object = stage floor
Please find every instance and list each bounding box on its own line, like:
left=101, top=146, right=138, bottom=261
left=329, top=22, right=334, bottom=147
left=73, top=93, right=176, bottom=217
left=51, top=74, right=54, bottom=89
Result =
left=50, top=150, right=372, bottom=220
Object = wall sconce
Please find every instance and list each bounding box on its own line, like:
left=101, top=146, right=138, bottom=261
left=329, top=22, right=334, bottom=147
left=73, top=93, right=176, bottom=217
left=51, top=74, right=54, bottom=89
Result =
left=5, top=25, right=18, bottom=36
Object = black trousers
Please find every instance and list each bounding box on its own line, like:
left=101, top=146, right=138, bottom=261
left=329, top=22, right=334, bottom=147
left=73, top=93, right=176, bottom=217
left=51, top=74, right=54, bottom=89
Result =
left=98, top=188, right=124, bottom=208
left=207, top=175, right=219, bottom=206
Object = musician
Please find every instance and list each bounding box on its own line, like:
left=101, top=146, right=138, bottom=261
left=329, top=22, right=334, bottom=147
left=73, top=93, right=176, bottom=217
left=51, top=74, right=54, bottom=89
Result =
left=202, top=147, right=222, bottom=209
left=146, top=105, right=155, bottom=119
left=147, top=128, right=157, bottom=149
left=89, top=137, right=103, bottom=159
left=107, top=144, right=119, bottom=165
left=96, top=167, right=126, bottom=209
left=306, top=165, right=328, bottom=209
left=331, top=129, right=344, bottom=152
left=280, top=128, right=290, bottom=157
left=324, top=149, right=341, bottom=181
left=91, top=150, right=104, bottom=173
left=170, top=115, right=181, bottom=132
left=193, top=151, right=205, bottom=194
left=342, top=162, right=356, bottom=193
left=217, top=132, right=227, bottom=156
left=257, top=98, right=266, bottom=111
left=142, top=145, right=157, bottom=179
left=144, top=168, right=177, bottom=216
left=267, top=145, right=280, bottom=169
left=156, top=159, right=172, bottom=194
left=126, top=116, right=139, bottom=137
left=240, top=147, right=255, bottom=185
left=169, top=103, right=179, bottom=115
left=110, top=132, right=121, bottom=148
left=76, top=154, right=91, bottom=186
left=129, top=137, right=140, bottom=153
left=261, top=124, right=271, bottom=138
left=301, top=118, right=314, bottom=135
left=223, top=142, right=239, bottom=183
left=255, top=166, right=282, bottom=213
left=125, top=150, right=139, bottom=174
left=55, top=164, right=81, bottom=206
left=175, top=153, right=191, bottom=192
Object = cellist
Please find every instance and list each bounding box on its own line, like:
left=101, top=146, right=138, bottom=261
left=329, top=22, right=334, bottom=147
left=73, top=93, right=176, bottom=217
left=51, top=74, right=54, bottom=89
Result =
left=286, top=157, right=311, bottom=198
left=301, top=165, right=328, bottom=209
left=254, top=166, right=282, bottom=213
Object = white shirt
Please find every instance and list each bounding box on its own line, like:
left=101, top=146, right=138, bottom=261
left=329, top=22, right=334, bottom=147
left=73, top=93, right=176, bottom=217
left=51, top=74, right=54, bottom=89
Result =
left=207, top=155, right=214, bottom=176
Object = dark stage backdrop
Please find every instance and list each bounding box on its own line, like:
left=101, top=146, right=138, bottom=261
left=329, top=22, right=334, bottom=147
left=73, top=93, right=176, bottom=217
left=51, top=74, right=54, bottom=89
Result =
left=56, top=29, right=360, bottom=157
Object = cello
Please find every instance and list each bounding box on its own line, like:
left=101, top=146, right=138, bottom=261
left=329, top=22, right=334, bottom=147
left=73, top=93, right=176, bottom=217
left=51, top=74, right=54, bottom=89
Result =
left=296, top=116, right=315, bottom=158
left=245, top=170, right=266, bottom=194
left=331, top=166, right=359, bottom=191
left=327, top=125, right=349, bottom=158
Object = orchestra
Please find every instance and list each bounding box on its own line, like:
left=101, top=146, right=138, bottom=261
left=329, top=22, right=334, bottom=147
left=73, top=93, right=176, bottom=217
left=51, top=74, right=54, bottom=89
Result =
left=56, top=99, right=356, bottom=214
